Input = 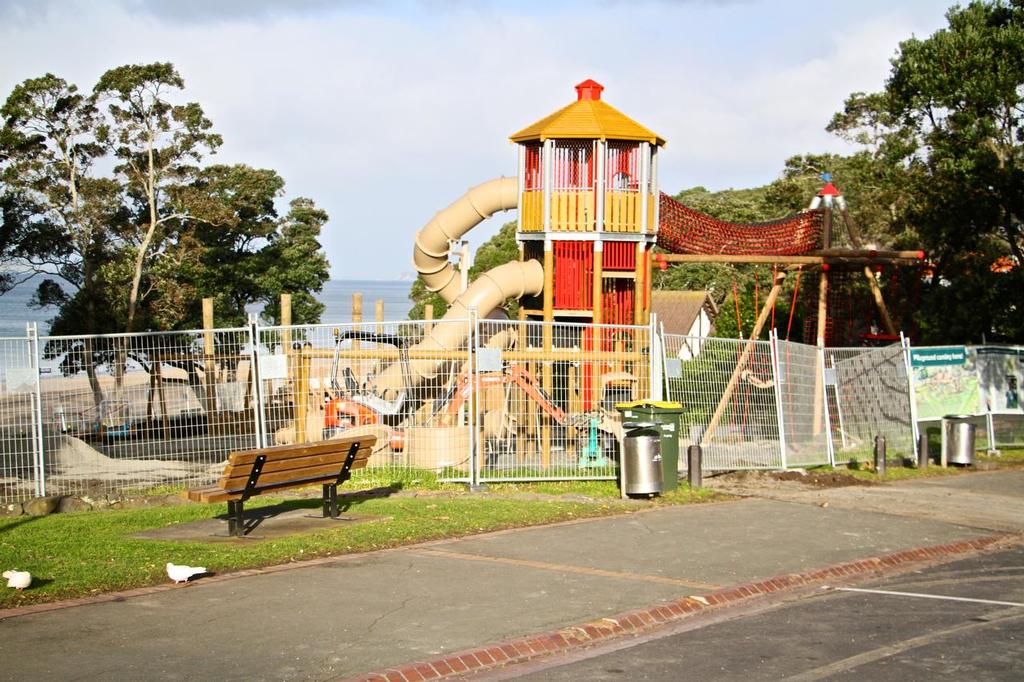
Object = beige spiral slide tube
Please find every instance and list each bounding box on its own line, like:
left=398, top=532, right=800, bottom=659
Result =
left=371, top=177, right=544, bottom=400
left=414, top=177, right=520, bottom=304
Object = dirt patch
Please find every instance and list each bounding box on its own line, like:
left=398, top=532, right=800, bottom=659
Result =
left=706, top=469, right=876, bottom=492
left=769, top=471, right=876, bottom=488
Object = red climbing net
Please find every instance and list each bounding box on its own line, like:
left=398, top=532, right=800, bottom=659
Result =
left=658, top=193, right=823, bottom=255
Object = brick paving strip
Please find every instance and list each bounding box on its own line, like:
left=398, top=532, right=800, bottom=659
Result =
left=342, top=533, right=1024, bottom=682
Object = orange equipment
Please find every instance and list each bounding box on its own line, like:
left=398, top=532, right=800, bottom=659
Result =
left=434, top=364, right=566, bottom=425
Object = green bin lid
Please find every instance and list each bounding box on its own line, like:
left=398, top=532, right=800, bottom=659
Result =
left=615, top=400, right=683, bottom=410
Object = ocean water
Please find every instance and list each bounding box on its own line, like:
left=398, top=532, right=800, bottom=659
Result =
left=0, top=277, right=413, bottom=338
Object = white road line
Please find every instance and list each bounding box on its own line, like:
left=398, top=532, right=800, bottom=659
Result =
left=828, top=586, right=1024, bottom=608
left=785, top=608, right=1024, bottom=682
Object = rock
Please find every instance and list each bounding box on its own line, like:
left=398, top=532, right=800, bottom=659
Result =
left=58, top=496, right=93, bottom=513
left=4, top=502, right=24, bottom=516
left=23, top=495, right=62, bottom=516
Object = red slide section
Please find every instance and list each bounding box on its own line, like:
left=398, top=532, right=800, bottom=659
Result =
left=658, top=192, right=823, bottom=255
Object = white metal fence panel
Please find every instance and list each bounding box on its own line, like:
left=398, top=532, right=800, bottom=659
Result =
left=473, top=319, right=650, bottom=482
left=0, top=329, right=42, bottom=501
left=256, top=319, right=475, bottom=482
left=33, top=328, right=259, bottom=501
left=663, top=334, right=783, bottom=471
left=774, top=338, right=830, bottom=468
left=824, top=344, right=915, bottom=463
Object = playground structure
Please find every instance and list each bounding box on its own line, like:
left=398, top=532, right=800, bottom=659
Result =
left=0, top=79, right=953, bottom=503
left=305, top=79, right=925, bottom=471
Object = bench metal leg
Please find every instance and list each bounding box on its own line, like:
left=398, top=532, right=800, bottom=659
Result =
left=323, top=484, right=339, bottom=519
left=227, top=500, right=246, bottom=537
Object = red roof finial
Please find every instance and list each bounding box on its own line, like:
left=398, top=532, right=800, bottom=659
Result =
left=575, top=79, right=604, bottom=101
left=817, top=181, right=841, bottom=197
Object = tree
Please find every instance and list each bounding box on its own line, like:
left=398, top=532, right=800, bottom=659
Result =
left=2, top=63, right=331, bottom=335
left=92, top=62, right=222, bottom=334
left=0, top=74, right=121, bottom=328
left=258, top=197, right=330, bottom=325
left=829, top=1, right=1024, bottom=342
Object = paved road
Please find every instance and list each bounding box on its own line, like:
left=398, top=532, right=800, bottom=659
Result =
left=494, top=545, right=1024, bottom=681
left=708, top=469, right=1024, bottom=532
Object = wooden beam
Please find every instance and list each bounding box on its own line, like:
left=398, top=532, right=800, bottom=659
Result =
left=812, top=270, right=829, bottom=437
left=655, top=253, right=922, bottom=266
left=701, top=272, right=786, bottom=446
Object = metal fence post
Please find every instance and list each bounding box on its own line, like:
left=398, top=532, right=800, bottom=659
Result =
left=468, top=308, right=480, bottom=490
left=901, top=333, right=921, bottom=462
left=248, top=316, right=267, bottom=449
left=28, top=322, right=46, bottom=497
left=819, top=345, right=836, bottom=467
left=649, top=314, right=664, bottom=401
left=770, top=330, right=788, bottom=469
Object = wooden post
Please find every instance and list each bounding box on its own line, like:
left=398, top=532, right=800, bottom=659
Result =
left=376, top=299, right=384, bottom=334
left=202, top=297, right=216, bottom=426
left=351, top=292, right=362, bottom=381
left=839, top=206, right=898, bottom=337
left=701, top=272, right=786, bottom=446
left=542, top=242, right=554, bottom=468
left=424, top=303, right=434, bottom=333
left=280, top=293, right=292, bottom=349
left=156, top=360, right=170, bottom=438
left=863, top=265, right=898, bottom=336
left=812, top=269, right=829, bottom=437
left=295, top=350, right=309, bottom=444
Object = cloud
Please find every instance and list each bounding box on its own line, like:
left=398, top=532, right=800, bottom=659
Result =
left=0, top=1, right=950, bottom=280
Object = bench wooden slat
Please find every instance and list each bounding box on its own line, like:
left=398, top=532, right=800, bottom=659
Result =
left=187, top=484, right=222, bottom=503
left=228, top=439, right=369, bottom=466
left=218, top=457, right=370, bottom=489
left=219, top=447, right=372, bottom=480
left=186, top=435, right=377, bottom=533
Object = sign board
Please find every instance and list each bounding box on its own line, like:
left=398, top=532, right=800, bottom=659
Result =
left=475, top=347, right=502, bottom=372
left=910, top=346, right=967, bottom=367
left=911, top=346, right=979, bottom=420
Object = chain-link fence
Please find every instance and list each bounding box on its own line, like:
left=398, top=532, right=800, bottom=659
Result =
left=775, top=338, right=831, bottom=468
left=0, top=328, right=43, bottom=500
left=473, top=319, right=651, bottom=482
left=663, top=334, right=783, bottom=470
left=5, top=314, right=1018, bottom=504
left=823, top=344, right=916, bottom=464
left=254, top=318, right=475, bottom=483
left=35, top=327, right=259, bottom=501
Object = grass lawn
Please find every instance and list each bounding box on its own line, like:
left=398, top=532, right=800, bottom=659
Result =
left=0, top=475, right=722, bottom=609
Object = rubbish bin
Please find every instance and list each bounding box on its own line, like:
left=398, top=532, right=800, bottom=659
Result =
left=616, top=401, right=683, bottom=491
left=621, top=422, right=663, bottom=497
left=941, top=414, right=976, bottom=466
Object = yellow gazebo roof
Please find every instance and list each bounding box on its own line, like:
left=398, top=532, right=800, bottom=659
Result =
left=510, top=79, right=665, bottom=146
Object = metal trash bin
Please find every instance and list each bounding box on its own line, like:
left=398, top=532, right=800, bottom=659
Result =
left=621, top=422, right=663, bottom=497
left=617, top=401, right=683, bottom=491
left=941, top=414, right=976, bottom=466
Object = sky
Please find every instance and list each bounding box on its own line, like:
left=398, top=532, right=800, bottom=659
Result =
left=0, top=0, right=954, bottom=281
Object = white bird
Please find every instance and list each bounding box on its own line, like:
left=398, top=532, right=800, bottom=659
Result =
left=166, top=562, right=207, bottom=584
left=3, top=570, right=31, bottom=590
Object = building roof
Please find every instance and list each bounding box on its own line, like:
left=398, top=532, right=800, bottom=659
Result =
left=651, top=290, right=718, bottom=336
left=509, top=80, right=666, bottom=146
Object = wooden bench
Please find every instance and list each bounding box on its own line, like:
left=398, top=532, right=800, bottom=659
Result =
left=187, top=435, right=376, bottom=537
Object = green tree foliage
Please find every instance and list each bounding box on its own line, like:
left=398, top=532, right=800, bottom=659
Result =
left=408, top=219, right=520, bottom=320
left=0, top=63, right=331, bottom=335
left=829, top=0, right=1024, bottom=342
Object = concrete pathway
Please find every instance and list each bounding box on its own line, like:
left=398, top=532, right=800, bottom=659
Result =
left=0, top=471, right=1018, bottom=681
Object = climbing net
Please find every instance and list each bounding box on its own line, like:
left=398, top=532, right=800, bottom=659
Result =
left=657, top=193, right=823, bottom=255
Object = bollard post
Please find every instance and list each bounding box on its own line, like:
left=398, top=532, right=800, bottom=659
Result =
left=874, top=435, right=887, bottom=475
left=687, top=445, right=702, bottom=489
left=917, top=432, right=929, bottom=469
